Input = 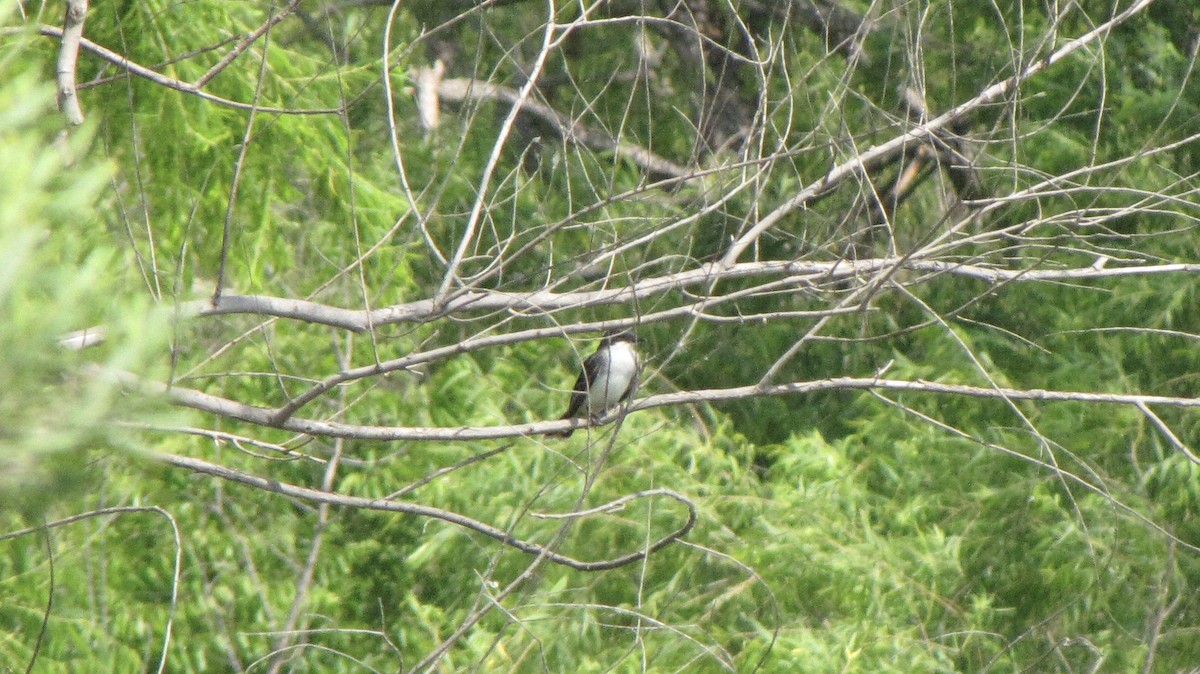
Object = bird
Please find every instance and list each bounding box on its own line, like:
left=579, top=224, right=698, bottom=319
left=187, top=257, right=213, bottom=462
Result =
left=551, top=329, right=639, bottom=438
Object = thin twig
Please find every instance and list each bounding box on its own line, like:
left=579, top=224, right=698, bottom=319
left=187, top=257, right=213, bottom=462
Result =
left=25, top=524, right=53, bottom=674
left=434, top=1, right=560, bottom=300
left=1141, top=539, right=1180, bottom=674
left=265, top=334, right=353, bottom=674
left=1137, top=402, right=1200, bottom=467
left=386, top=445, right=513, bottom=499
left=212, top=17, right=275, bottom=304
left=193, top=0, right=303, bottom=89
left=0, top=507, right=182, bottom=674
left=436, top=77, right=694, bottom=180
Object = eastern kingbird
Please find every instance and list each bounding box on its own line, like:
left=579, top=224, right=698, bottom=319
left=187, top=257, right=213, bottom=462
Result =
left=551, top=329, right=639, bottom=438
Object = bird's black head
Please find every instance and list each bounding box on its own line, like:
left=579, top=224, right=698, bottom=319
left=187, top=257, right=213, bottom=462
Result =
left=601, top=328, right=638, bottom=345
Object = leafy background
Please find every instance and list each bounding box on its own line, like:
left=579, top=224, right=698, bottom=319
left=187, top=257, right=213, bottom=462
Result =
left=2, top=0, right=1200, bottom=672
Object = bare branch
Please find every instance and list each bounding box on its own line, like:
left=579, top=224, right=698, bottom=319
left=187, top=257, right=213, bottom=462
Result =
left=55, top=0, right=88, bottom=125
left=437, top=77, right=694, bottom=180
left=720, top=0, right=1159, bottom=265
left=123, top=370, right=1200, bottom=442
left=156, top=451, right=698, bottom=572
left=193, top=0, right=302, bottom=89
left=38, top=26, right=341, bottom=116
left=193, top=260, right=1200, bottom=330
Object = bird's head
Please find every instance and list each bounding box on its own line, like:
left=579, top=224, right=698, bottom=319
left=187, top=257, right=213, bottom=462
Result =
left=601, top=328, right=638, bottom=345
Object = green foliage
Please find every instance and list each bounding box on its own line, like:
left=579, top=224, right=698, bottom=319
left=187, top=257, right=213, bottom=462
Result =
left=3, top=0, right=1200, bottom=672
left=0, top=58, right=170, bottom=514
left=0, top=40, right=176, bottom=674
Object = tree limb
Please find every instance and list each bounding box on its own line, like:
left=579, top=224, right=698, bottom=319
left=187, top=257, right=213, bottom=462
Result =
left=38, top=26, right=341, bottom=116
left=437, top=77, right=694, bottom=181
left=156, top=451, right=697, bottom=572
left=720, top=0, right=1158, bottom=265
left=193, top=260, right=1200, bottom=331
left=55, top=0, right=88, bottom=125
left=128, top=371, right=1200, bottom=442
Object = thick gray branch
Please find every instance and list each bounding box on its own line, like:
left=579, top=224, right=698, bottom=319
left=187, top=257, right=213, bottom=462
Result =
left=55, top=0, right=88, bottom=125
left=140, top=373, right=1200, bottom=442
left=194, top=261, right=1200, bottom=331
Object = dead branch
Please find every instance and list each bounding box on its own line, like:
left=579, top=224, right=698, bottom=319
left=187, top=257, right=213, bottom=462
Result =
left=157, top=451, right=698, bottom=572
left=721, top=0, right=1158, bottom=265
left=55, top=0, right=88, bottom=125
left=193, top=260, right=1200, bottom=331
left=437, top=77, right=694, bottom=181
left=125, top=370, right=1200, bottom=442
left=38, top=26, right=341, bottom=116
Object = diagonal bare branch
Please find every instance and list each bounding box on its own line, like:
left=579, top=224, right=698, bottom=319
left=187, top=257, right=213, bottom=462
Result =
left=157, top=451, right=697, bottom=572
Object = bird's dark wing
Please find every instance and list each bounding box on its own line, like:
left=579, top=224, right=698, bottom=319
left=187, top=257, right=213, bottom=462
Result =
left=559, top=372, right=588, bottom=421
left=551, top=350, right=606, bottom=437
left=560, top=350, right=602, bottom=420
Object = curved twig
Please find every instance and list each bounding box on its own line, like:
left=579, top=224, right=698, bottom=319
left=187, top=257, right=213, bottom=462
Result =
left=0, top=506, right=182, bottom=674
left=26, top=524, right=53, bottom=674
left=156, top=452, right=697, bottom=572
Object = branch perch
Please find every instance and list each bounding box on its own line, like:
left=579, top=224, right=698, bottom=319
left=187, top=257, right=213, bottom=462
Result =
left=129, top=371, right=1200, bottom=442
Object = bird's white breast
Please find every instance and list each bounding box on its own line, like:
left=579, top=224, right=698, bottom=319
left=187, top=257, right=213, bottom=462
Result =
left=588, top=341, right=637, bottom=414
